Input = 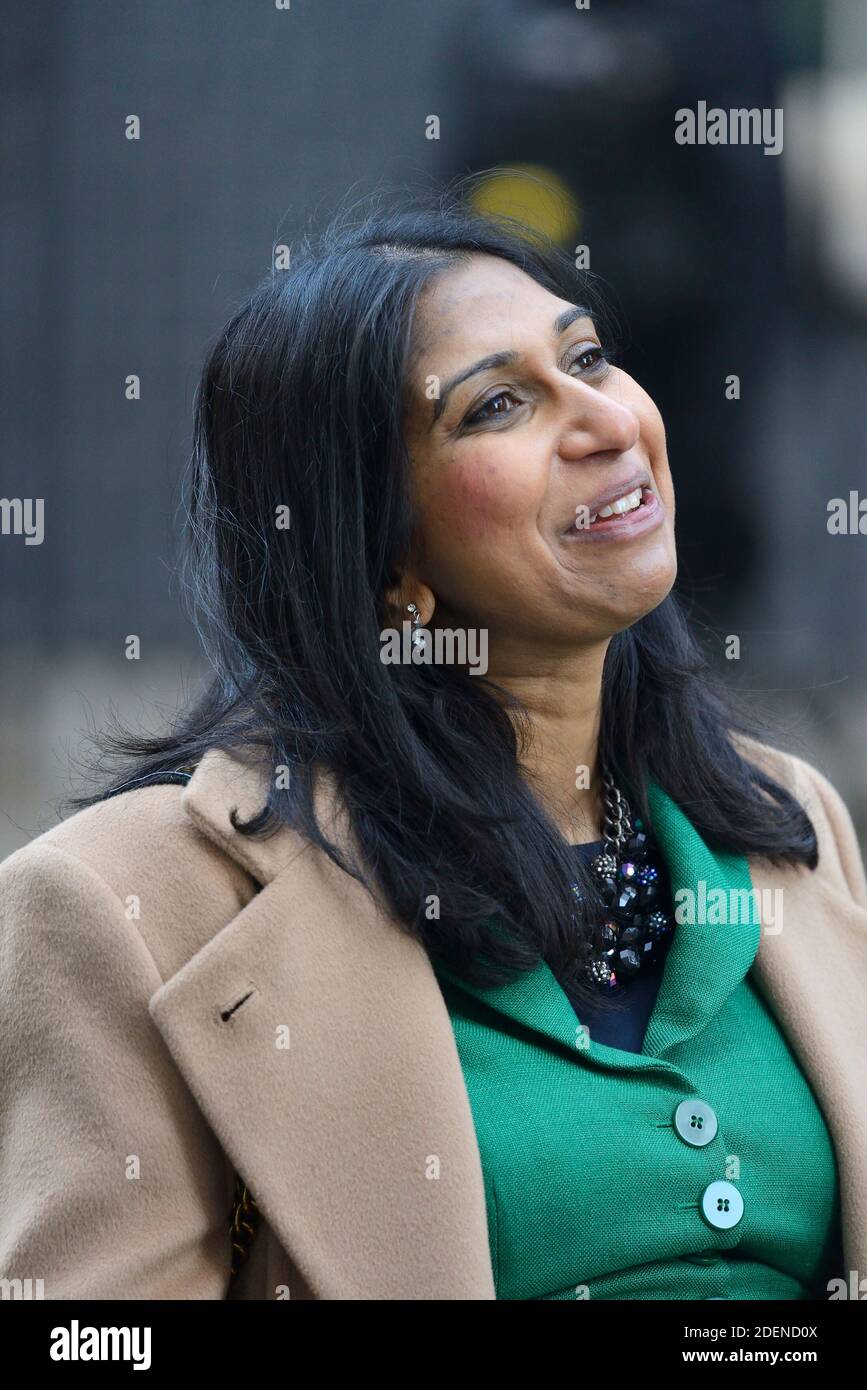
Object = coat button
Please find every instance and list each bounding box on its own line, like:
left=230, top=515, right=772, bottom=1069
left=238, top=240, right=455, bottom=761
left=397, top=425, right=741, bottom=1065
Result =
left=674, top=1098, right=718, bottom=1147
left=700, top=1180, right=744, bottom=1230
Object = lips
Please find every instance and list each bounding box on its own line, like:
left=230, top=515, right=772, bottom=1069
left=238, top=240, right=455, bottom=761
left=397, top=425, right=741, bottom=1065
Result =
left=563, top=474, right=651, bottom=534
left=561, top=483, right=662, bottom=542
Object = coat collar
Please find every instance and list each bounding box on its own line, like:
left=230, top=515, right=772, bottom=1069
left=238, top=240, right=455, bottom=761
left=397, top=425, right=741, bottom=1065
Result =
left=148, top=746, right=867, bottom=1297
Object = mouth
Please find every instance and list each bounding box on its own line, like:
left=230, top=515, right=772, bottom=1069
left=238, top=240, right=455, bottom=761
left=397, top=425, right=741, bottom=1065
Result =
left=561, top=481, right=663, bottom=542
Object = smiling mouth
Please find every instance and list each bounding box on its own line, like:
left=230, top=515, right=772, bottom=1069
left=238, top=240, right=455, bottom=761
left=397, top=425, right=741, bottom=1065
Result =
left=562, top=484, right=662, bottom=540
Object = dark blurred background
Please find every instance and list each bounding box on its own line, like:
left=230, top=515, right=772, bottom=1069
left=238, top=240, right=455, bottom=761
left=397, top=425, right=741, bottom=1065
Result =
left=2, top=0, right=866, bottom=856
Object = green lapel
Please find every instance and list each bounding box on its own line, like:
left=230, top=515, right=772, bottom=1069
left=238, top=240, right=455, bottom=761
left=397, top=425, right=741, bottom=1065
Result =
left=433, top=781, right=760, bottom=1074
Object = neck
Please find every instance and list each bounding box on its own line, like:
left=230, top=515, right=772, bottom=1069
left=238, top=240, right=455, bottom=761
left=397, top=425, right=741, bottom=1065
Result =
left=489, top=639, right=609, bottom=844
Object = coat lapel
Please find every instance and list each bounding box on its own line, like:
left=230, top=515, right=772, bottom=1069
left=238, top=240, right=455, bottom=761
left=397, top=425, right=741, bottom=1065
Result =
left=147, top=748, right=496, bottom=1299
left=148, top=746, right=867, bottom=1295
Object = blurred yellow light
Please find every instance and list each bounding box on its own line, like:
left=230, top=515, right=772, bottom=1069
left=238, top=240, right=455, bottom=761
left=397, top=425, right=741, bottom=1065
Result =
left=468, top=166, right=582, bottom=244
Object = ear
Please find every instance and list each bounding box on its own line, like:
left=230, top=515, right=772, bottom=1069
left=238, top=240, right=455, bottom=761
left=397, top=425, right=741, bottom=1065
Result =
left=382, top=578, right=436, bottom=627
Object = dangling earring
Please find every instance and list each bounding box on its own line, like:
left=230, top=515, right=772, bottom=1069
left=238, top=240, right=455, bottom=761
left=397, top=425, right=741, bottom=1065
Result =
left=406, top=601, right=426, bottom=650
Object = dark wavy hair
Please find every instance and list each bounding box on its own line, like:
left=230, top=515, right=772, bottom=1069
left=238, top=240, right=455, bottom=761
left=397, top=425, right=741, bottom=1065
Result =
left=69, top=174, right=817, bottom=1016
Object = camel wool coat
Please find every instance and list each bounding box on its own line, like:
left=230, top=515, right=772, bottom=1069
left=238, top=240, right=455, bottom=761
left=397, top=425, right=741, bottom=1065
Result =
left=0, top=739, right=866, bottom=1300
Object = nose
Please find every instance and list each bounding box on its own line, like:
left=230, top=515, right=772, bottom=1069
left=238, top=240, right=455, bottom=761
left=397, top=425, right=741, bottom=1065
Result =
left=557, top=381, right=641, bottom=460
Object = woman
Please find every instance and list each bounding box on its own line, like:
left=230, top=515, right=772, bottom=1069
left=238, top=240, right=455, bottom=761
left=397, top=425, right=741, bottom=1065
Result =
left=1, top=184, right=865, bottom=1302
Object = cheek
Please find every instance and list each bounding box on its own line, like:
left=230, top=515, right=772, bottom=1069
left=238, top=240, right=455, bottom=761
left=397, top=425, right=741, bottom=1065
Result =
left=423, top=449, right=538, bottom=546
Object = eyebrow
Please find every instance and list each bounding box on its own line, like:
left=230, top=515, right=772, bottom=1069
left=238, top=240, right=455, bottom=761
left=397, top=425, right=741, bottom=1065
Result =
left=430, top=304, right=591, bottom=423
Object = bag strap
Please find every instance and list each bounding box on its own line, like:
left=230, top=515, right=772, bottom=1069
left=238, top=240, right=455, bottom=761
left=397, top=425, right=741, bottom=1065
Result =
left=99, top=762, right=265, bottom=1290
left=229, top=1174, right=265, bottom=1287
left=99, top=764, right=200, bottom=800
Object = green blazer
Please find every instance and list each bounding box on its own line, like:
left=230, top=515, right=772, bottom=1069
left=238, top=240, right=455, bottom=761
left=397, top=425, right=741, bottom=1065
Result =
left=434, top=782, right=841, bottom=1300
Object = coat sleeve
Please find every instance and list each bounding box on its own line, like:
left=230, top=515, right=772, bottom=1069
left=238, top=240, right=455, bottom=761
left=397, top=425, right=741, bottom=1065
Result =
left=0, top=840, right=232, bottom=1299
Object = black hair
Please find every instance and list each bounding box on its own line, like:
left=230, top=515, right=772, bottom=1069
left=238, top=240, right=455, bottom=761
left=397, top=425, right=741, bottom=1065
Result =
left=68, top=172, right=817, bottom=1016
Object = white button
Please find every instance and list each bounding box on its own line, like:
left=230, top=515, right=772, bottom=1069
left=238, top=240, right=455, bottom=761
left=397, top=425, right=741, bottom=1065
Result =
left=674, top=1099, right=718, bottom=1147
left=700, top=1180, right=744, bottom=1230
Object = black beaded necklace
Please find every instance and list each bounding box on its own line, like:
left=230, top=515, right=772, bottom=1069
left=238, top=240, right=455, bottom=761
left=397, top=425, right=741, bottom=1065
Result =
left=570, top=770, right=674, bottom=991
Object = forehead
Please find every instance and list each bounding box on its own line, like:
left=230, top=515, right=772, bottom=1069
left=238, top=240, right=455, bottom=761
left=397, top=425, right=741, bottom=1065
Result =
left=410, top=254, right=577, bottom=364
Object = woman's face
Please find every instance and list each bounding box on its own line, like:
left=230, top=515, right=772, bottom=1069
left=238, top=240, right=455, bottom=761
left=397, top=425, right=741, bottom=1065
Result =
left=400, top=254, right=677, bottom=656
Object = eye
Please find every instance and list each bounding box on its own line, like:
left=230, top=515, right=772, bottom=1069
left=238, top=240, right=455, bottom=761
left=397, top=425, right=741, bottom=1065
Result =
left=567, top=342, right=610, bottom=375
left=464, top=390, right=522, bottom=427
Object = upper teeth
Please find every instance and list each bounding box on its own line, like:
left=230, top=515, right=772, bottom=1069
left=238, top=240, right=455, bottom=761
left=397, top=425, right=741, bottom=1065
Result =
left=590, top=487, right=643, bottom=522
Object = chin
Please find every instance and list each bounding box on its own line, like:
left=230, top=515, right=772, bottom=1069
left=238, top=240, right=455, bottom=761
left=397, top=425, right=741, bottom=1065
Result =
left=604, top=567, right=678, bottom=634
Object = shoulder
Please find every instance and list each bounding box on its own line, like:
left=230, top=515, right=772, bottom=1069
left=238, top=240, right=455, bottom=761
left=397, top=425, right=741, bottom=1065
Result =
left=0, top=779, right=259, bottom=981
left=733, top=733, right=867, bottom=907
